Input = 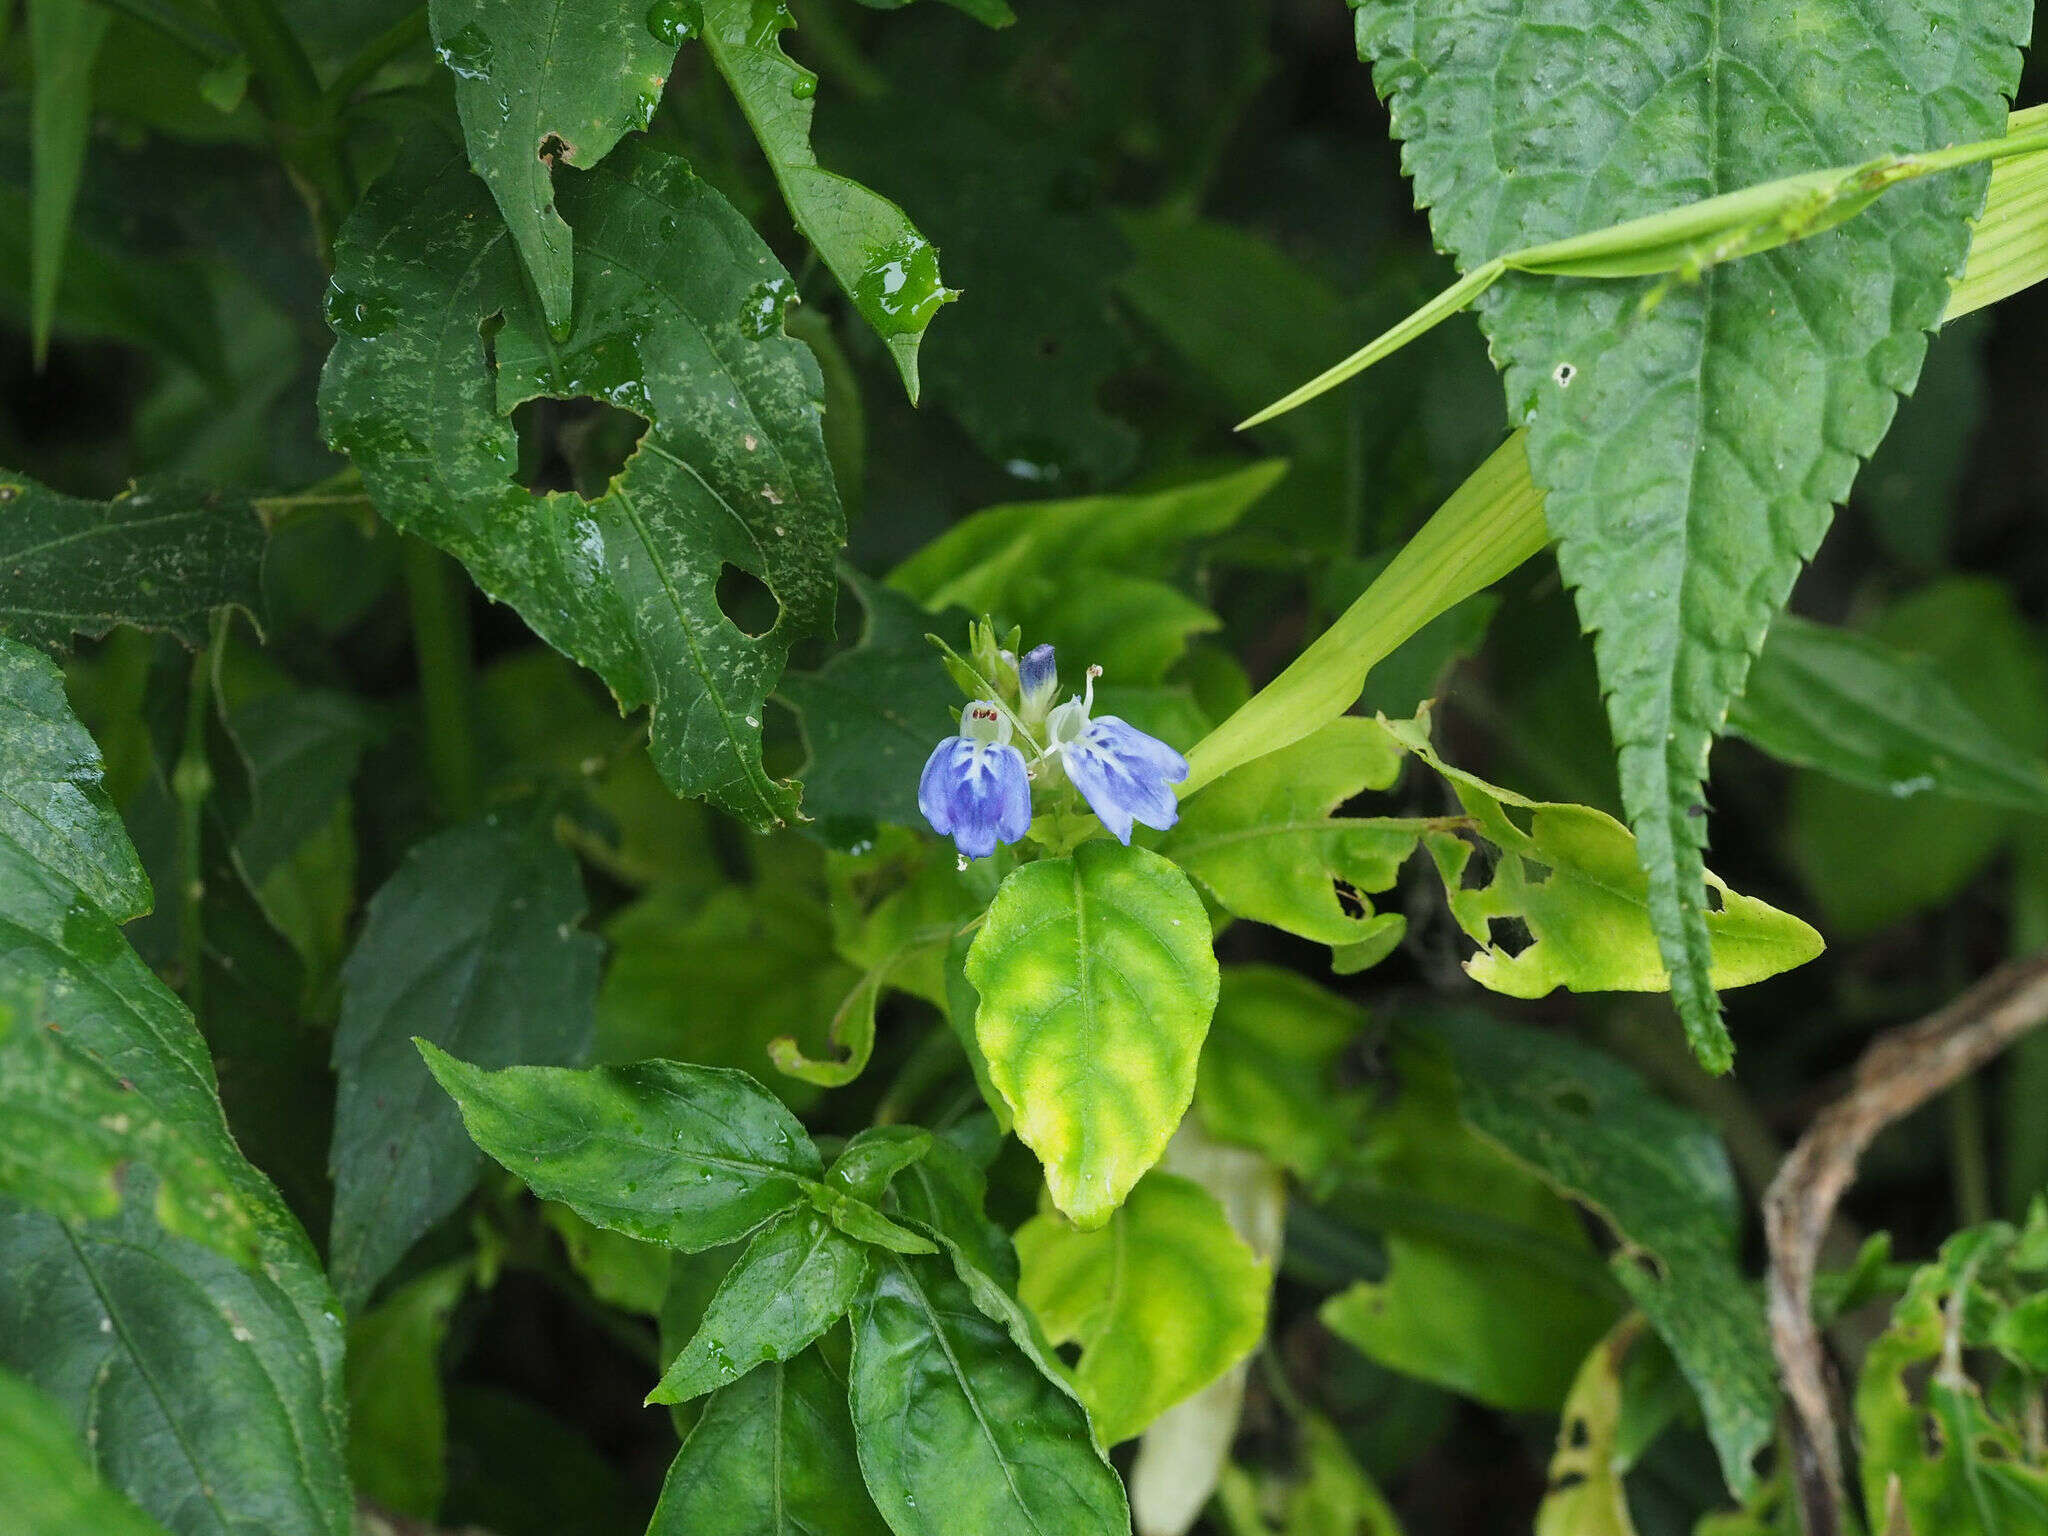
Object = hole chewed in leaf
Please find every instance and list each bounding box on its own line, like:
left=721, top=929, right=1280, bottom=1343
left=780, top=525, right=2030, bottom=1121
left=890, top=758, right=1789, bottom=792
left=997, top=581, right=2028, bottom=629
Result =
left=537, top=133, right=574, bottom=167
left=1333, top=877, right=1368, bottom=919
left=511, top=397, right=650, bottom=500
left=716, top=562, right=780, bottom=637
left=1483, top=914, right=1535, bottom=959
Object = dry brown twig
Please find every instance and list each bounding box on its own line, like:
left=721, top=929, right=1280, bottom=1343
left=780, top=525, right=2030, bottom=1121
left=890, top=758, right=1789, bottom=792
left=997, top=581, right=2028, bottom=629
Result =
left=1762, top=950, right=2048, bottom=1536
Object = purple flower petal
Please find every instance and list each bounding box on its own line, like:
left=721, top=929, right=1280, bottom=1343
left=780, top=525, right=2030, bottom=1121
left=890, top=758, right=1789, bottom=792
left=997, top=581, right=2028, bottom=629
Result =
left=1060, top=715, right=1188, bottom=843
left=918, top=736, right=1032, bottom=859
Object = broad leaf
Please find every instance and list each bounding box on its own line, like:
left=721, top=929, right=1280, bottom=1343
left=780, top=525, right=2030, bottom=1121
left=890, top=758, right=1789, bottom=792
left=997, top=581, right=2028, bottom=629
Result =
left=778, top=575, right=965, bottom=845
left=885, top=1128, right=1016, bottom=1292
left=1418, top=1011, right=1774, bottom=1499
left=543, top=1203, right=673, bottom=1316
left=850, top=1251, right=1130, bottom=1536
left=1384, top=712, right=1822, bottom=1027
left=1164, top=717, right=1414, bottom=955
left=0, top=473, right=265, bottom=653
left=966, top=839, right=1219, bottom=1227
left=1195, top=965, right=1367, bottom=1183
left=1354, top=0, right=2028, bottom=1065
left=1321, top=1034, right=1618, bottom=1414
left=345, top=1261, right=470, bottom=1520
left=648, top=1346, right=891, bottom=1536
left=649, top=1208, right=869, bottom=1405
left=1017, top=1171, right=1268, bottom=1446
left=0, top=1365, right=171, bottom=1536
left=26, top=0, right=110, bottom=366
left=328, top=815, right=600, bottom=1309
left=1731, top=613, right=2048, bottom=811
left=0, top=1189, right=351, bottom=1536
left=826, top=1126, right=935, bottom=1204
left=420, top=1046, right=822, bottom=1251
left=427, top=0, right=677, bottom=331
left=320, top=126, right=842, bottom=831
left=698, top=0, right=953, bottom=399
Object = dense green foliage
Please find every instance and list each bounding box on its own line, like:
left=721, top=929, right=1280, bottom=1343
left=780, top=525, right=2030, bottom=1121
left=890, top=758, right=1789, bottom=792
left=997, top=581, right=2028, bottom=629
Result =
left=7, top=1, right=2048, bottom=1533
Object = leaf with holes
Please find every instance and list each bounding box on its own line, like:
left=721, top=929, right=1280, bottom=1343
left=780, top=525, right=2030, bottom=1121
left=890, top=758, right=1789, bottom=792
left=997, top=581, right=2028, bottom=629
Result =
left=1016, top=1171, right=1269, bottom=1446
left=1380, top=712, right=1821, bottom=1015
left=850, top=1250, right=1131, bottom=1536
left=0, top=473, right=266, bottom=653
left=966, top=840, right=1219, bottom=1228
left=328, top=814, right=600, bottom=1310
left=648, top=1345, right=892, bottom=1536
left=320, top=124, right=842, bottom=831
left=1355, top=0, right=2029, bottom=1068
left=420, top=1045, right=823, bottom=1252
left=698, top=0, right=954, bottom=400
left=1417, top=1010, right=1773, bottom=1500
left=1165, top=717, right=1416, bottom=958
left=427, top=0, right=677, bottom=331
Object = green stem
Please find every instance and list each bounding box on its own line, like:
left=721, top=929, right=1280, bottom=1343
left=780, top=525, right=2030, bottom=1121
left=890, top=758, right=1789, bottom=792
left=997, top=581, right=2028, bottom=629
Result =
left=172, top=621, right=222, bottom=1015
left=86, top=0, right=232, bottom=60
left=401, top=537, right=481, bottom=823
left=321, top=4, right=428, bottom=111
left=210, top=0, right=354, bottom=254
left=1947, top=1076, right=1994, bottom=1229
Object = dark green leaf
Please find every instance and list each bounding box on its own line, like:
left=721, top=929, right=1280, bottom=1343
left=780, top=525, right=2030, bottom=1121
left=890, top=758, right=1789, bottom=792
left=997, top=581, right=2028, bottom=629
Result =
left=427, top=0, right=677, bottom=330
left=850, top=1251, right=1130, bottom=1536
left=0, top=474, right=265, bottom=655
left=1195, top=964, right=1367, bottom=1182
left=329, top=815, right=600, bottom=1309
left=0, top=1186, right=351, bottom=1536
left=543, top=1202, right=673, bottom=1316
left=967, top=839, right=1219, bottom=1228
left=648, top=1346, right=891, bottom=1536
left=420, top=1045, right=823, bottom=1250
left=26, top=0, right=111, bottom=367
left=1732, top=613, right=2048, bottom=812
left=698, top=0, right=953, bottom=399
left=0, top=1365, right=171, bottom=1536
left=1418, top=1010, right=1772, bottom=1498
left=648, top=1208, right=870, bottom=1405
left=885, top=1127, right=1016, bottom=1291
left=1356, top=0, right=2028, bottom=1064
left=345, top=1261, right=470, bottom=1519
left=226, top=687, right=380, bottom=886
left=827, top=1126, right=934, bottom=1204
left=320, top=126, right=842, bottom=831
left=777, top=574, right=966, bottom=842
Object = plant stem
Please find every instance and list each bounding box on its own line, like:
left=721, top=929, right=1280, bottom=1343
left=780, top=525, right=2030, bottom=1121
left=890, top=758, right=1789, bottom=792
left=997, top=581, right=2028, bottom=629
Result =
left=1947, top=1075, right=1993, bottom=1229
left=86, top=0, right=232, bottom=61
left=210, top=0, right=354, bottom=254
left=401, top=537, right=481, bottom=823
left=172, top=621, right=222, bottom=1016
left=321, top=5, right=428, bottom=111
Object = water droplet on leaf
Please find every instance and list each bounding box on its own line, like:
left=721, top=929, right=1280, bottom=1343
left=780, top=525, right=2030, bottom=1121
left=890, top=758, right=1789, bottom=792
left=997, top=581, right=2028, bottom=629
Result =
left=434, top=23, right=494, bottom=81
left=739, top=276, right=797, bottom=339
left=853, top=234, right=953, bottom=338
left=646, top=0, right=701, bottom=46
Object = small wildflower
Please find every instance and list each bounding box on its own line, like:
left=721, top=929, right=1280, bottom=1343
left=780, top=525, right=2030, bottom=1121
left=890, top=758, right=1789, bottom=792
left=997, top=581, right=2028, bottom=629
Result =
left=917, top=701, right=1032, bottom=859
left=1043, top=665, right=1188, bottom=843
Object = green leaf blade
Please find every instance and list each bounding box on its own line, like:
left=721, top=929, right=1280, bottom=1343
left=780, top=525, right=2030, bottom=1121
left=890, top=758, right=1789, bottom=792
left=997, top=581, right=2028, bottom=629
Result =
left=1355, top=0, right=2030, bottom=1067
left=328, top=815, right=601, bottom=1311
left=0, top=1365, right=173, bottom=1536
left=26, top=0, right=111, bottom=368
left=966, top=840, right=1219, bottom=1228
left=418, top=1046, right=823, bottom=1251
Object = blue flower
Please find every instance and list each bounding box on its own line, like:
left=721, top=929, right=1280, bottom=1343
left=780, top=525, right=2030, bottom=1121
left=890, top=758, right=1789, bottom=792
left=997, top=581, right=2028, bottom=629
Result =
left=918, top=701, right=1032, bottom=859
left=1018, top=643, right=1059, bottom=723
left=1044, top=668, right=1189, bottom=843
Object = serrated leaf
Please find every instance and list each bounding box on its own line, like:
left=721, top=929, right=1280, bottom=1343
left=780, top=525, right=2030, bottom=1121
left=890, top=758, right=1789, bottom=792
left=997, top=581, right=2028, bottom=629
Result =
left=649, top=1208, right=869, bottom=1405
left=26, top=0, right=110, bottom=368
left=428, top=0, right=677, bottom=331
left=850, top=1251, right=1131, bottom=1536
left=1731, top=612, right=2048, bottom=811
left=967, top=839, right=1219, bottom=1228
left=420, top=1045, right=822, bottom=1251
left=345, top=1261, right=470, bottom=1519
left=1417, top=1010, right=1773, bottom=1500
left=699, top=0, right=953, bottom=399
left=320, top=126, right=842, bottom=831
left=1384, top=712, right=1821, bottom=1035
left=1354, top=0, right=2028, bottom=1066
left=1195, top=965, right=1367, bottom=1182
left=0, top=473, right=265, bottom=654
left=328, top=815, right=600, bottom=1309
left=0, top=1365, right=172, bottom=1536
left=1164, top=717, right=1415, bottom=956
left=649, top=1346, right=892, bottom=1536
left=778, top=574, right=966, bottom=843
left=0, top=1186, right=351, bottom=1536
left=1017, top=1171, right=1268, bottom=1446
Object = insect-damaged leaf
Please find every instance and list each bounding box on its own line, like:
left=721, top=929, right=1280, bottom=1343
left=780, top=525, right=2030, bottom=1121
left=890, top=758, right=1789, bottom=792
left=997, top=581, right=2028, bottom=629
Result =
left=321, top=124, right=842, bottom=831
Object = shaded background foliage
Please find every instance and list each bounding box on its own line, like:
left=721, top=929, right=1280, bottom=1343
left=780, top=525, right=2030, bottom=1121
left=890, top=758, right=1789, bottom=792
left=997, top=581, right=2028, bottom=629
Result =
left=8, top=0, right=2048, bottom=1532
